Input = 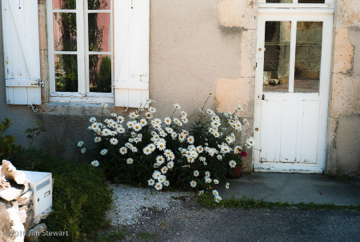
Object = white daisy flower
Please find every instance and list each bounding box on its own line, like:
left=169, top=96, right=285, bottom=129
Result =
left=174, top=104, right=181, bottom=109
left=181, top=116, right=188, bottom=124
left=203, top=161, right=208, bottom=166
left=134, top=123, right=142, bottom=132
left=77, top=141, right=84, bottom=147
left=131, top=147, right=138, bottom=153
left=127, top=158, right=134, bottom=164
left=94, top=137, right=101, bottom=143
left=149, top=107, right=156, bottom=113
left=165, top=127, right=173, bottom=133
left=234, top=146, right=243, bottom=154
left=155, top=182, right=163, bottom=190
left=110, top=138, right=118, bottom=145
left=81, top=148, right=86, bottom=153
left=102, top=129, right=110, bottom=136
left=119, top=147, right=128, bottom=155
left=117, top=116, right=125, bottom=123
left=199, top=156, right=206, bottom=162
left=229, top=160, right=236, bottom=168
left=225, top=182, right=230, bottom=189
left=140, top=119, right=147, bottom=126
left=206, top=109, right=215, bottom=116
left=171, top=132, right=178, bottom=139
left=187, top=136, right=195, bottom=144
left=214, top=195, right=222, bottom=203
left=148, top=179, right=155, bottom=186
left=198, top=190, right=204, bottom=195
left=134, top=137, right=141, bottom=143
left=157, top=142, right=166, bottom=151
left=246, top=137, right=255, bottom=146
left=111, top=113, right=117, bottom=117
left=125, top=142, right=132, bottom=148
left=217, top=155, right=222, bottom=160
left=196, top=146, right=204, bottom=153
left=91, top=160, right=99, bottom=167
left=190, top=180, right=197, bottom=188
left=149, top=143, right=156, bottom=151
left=129, top=112, right=137, bottom=119
left=180, top=111, right=187, bottom=117
left=174, top=118, right=183, bottom=126
left=205, top=171, right=210, bottom=177
left=163, top=180, right=170, bottom=187
left=101, top=103, right=107, bottom=107
left=143, top=146, right=152, bottom=155
left=89, top=117, right=96, bottom=123
left=161, top=166, right=168, bottom=174
left=117, top=127, right=125, bottom=133
left=158, top=175, right=166, bottom=183
left=145, top=112, right=153, bottom=120
left=152, top=170, right=161, bottom=180
left=127, top=121, right=135, bottom=129
left=243, top=118, right=249, bottom=125
left=167, top=161, right=174, bottom=169
left=212, top=190, right=219, bottom=196
left=100, top=149, right=108, bottom=155
left=214, top=179, right=219, bottom=184
left=187, top=157, right=195, bottom=163
left=205, top=177, right=212, bottom=183
left=193, top=170, right=199, bottom=177
left=128, top=138, right=134, bottom=143
left=236, top=104, right=244, bottom=111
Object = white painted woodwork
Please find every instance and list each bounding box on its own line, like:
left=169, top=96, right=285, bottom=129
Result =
left=2, top=0, right=41, bottom=105
left=114, top=0, right=150, bottom=107
left=253, top=9, right=333, bottom=173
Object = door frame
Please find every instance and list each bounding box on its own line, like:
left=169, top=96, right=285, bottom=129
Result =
left=253, top=7, right=334, bottom=173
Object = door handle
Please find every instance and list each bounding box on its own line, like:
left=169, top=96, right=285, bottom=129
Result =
left=262, top=94, right=265, bottom=100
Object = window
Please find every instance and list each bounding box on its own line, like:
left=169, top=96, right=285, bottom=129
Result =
left=48, top=0, right=113, bottom=102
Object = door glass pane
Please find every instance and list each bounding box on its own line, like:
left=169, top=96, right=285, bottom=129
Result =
left=263, top=21, right=291, bottom=93
left=88, top=13, right=111, bottom=52
left=88, top=0, right=111, bottom=10
left=298, top=0, right=325, bottom=3
left=266, top=0, right=292, bottom=3
left=55, top=55, right=78, bottom=92
left=53, top=0, right=75, bottom=9
left=294, top=22, right=323, bottom=93
left=89, top=55, right=112, bottom=93
left=53, top=13, right=77, bottom=51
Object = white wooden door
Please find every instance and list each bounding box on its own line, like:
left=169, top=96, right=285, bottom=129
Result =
left=253, top=10, right=333, bottom=173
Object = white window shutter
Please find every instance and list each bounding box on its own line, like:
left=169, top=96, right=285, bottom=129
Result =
left=2, top=0, right=41, bottom=105
left=114, top=0, right=149, bottom=108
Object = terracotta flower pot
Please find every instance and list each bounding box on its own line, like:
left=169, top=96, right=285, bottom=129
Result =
left=229, top=166, right=242, bottom=179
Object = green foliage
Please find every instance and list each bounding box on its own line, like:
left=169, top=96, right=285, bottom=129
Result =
left=81, top=95, right=252, bottom=199
left=92, top=228, right=127, bottom=242
left=11, top=149, right=113, bottom=241
left=0, top=117, right=21, bottom=160
left=136, top=232, right=157, bottom=240
left=25, top=120, right=46, bottom=151
left=197, top=194, right=360, bottom=211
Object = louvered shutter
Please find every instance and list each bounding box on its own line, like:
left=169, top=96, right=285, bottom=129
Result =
left=114, top=0, right=149, bottom=108
left=2, top=0, right=41, bottom=105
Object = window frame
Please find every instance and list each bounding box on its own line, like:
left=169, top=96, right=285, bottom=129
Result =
left=47, top=0, right=114, bottom=104
left=259, top=0, right=334, bottom=8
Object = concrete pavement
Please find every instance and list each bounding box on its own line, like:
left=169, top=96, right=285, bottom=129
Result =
left=218, top=173, right=360, bottom=206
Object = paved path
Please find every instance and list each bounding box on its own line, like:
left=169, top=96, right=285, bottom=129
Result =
left=219, top=173, right=360, bottom=206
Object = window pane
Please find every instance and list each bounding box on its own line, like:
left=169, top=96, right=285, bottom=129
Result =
left=53, top=13, right=77, bottom=51
left=55, top=55, right=78, bottom=92
left=89, top=55, right=111, bottom=93
left=88, top=0, right=111, bottom=10
left=298, top=0, right=325, bottom=3
left=88, top=13, right=111, bottom=52
left=53, top=0, right=75, bottom=10
left=263, top=21, right=291, bottom=93
left=266, top=0, right=293, bottom=3
left=294, top=22, right=323, bottom=93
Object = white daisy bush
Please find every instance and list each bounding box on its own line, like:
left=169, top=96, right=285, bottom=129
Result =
left=79, top=94, right=254, bottom=202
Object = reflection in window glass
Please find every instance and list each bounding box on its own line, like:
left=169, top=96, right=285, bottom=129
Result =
left=53, top=0, right=75, bottom=10
left=55, top=55, right=78, bottom=92
left=53, top=13, right=77, bottom=51
left=89, top=55, right=111, bottom=93
left=88, top=13, right=111, bottom=52
left=88, top=0, right=111, bottom=10
left=266, top=0, right=292, bottom=3
left=263, top=21, right=291, bottom=93
left=294, top=22, right=323, bottom=93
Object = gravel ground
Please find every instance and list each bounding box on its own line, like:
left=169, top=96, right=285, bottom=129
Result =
left=106, top=184, right=192, bottom=226
left=104, top=184, right=360, bottom=241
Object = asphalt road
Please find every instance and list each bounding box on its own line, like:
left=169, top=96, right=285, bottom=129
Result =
left=122, top=198, right=360, bottom=242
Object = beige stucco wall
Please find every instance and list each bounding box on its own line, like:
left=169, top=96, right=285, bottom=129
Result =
left=1, top=0, right=359, bottom=175
left=326, top=0, right=360, bottom=175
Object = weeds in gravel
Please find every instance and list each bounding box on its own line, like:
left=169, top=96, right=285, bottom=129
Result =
left=197, top=194, right=360, bottom=211
left=93, top=227, right=127, bottom=242
left=136, top=232, right=157, bottom=240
